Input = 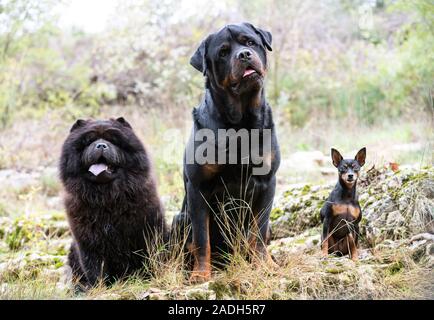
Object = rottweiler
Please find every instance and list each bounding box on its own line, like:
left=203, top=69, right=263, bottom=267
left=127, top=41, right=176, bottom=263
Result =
left=172, top=22, right=280, bottom=282
left=320, top=147, right=366, bottom=261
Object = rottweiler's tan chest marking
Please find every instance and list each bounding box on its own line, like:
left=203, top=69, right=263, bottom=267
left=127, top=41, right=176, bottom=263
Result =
left=202, top=163, right=220, bottom=179
left=331, top=204, right=360, bottom=220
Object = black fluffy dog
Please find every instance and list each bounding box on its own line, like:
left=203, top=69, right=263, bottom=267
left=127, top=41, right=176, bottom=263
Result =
left=60, top=117, right=167, bottom=288
left=172, top=23, right=280, bottom=282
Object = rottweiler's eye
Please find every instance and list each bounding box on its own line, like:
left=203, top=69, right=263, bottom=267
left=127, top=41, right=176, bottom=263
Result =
left=246, top=40, right=255, bottom=46
left=219, top=48, right=229, bottom=57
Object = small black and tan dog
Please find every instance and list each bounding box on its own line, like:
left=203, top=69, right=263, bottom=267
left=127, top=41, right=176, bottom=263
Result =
left=172, top=22, right=280, bottom=282
left=320, top=147, right=366, bottom=261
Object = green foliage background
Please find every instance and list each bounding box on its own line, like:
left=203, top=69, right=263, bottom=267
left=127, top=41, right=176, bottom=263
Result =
left=0, top=0, right=433, bottom=127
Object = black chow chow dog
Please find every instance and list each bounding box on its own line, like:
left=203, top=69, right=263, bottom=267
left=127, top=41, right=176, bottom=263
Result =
left=60, top=117, right=167, bottom=288
left=172, top=23, right=280, bottom=282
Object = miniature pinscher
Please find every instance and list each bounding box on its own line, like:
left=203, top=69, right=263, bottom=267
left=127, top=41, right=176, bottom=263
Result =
left=320, top=147, right=366, bottom=261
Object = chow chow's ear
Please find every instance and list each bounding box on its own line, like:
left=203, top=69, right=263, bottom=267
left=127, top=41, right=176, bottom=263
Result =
left=244, top=22, right=272, bottom=51
left=190, top=35, right=211, bottom=75
left=355, top=147, right=366, bottom=167
left=115, top=117, right=132, bottom=128
left=331, top=148, right=343, bottom=168
left=70, top=119, right=87, bottom=132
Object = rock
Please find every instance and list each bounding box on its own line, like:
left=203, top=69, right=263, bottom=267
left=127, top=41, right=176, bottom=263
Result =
left=94, top=293, right=122, bottom=300
left=358, top=192, right=369, bottom=204
left=184, top=287, right=216, bottom=300
left=361, top=167, right=434, bottom=243
left=269, top=228, right=321, bottom=263
left=272, top=167, right=434, bottom=243
left=282, top=151, right=329, bottom=173
left=46, top=197, right=62, bottom=209
left=408, top=233, right=434, bottom=267
left=2, top=214, right=70, bottom=251
left=141, top=287, right=171, bottom=300
left=386, top=210, right=405, bottom=227
left=270, top=183, right=332, bottom=238
left=0, top=169, right=40, bottom=190
left=140, top=282, right=218, bottom=300
left=40, top=267, right=65, bottom=282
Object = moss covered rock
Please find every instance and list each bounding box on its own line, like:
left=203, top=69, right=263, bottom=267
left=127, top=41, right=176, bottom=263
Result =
left=270, top=184, right=332, bottom=238
left=1, top=213, right=69, bottom=251
left=271, top=166, right=434, bottom=242
left=361, top=167, right=434, bottom=244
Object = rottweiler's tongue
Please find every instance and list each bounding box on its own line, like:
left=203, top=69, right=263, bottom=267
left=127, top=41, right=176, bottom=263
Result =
left=243, top=68, right=256, bottom=77
left=89, top=163, right=108, bottom=176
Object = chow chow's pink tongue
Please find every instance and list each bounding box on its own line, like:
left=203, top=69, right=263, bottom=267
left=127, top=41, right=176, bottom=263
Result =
left=88, top=163, right=108, bottom=176
left=243, top=69, right=255, bottom=77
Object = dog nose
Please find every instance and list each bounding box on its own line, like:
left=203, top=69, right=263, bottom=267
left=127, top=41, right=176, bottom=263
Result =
left=348, top=174, right=354, bottom=180
left=237, top=49, right=252, bottom=62
left=96, top=142, right=108, bottom=150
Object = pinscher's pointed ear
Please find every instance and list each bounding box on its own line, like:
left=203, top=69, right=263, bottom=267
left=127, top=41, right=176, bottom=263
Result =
left=190, top=36, right=211, bottom=75
left=244, top=22, right=272, bottom=51
left=331, top=148, right=343, bottom=168
left=70, top=119, right=87, bottom=132
left=355, top=147, right=366, bottom=167
left=115, top=117, right=132, bottom=129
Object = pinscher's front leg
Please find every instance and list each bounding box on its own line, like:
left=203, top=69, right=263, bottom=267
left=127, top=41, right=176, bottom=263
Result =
left=348, top=233, right=359, bottom=261
left=321, top=219, right=330, bottom=257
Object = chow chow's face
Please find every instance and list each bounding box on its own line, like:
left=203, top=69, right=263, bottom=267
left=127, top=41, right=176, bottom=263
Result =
left=60, top=117, right=147, bottom=185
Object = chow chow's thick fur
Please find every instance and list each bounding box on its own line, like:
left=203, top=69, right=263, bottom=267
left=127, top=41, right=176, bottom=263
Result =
left=60, top=117, right=167, bottom=287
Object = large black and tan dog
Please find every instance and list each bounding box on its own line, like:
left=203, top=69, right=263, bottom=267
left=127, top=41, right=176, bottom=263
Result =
left=173, top=23, right=280, bottom=282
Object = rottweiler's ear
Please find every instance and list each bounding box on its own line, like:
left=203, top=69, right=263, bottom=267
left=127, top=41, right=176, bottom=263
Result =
left=115, top=117, right=132, bottom=129
left=355, top=147, right=366, bottom=167
left=331, top=148, right=343, bottom=168
left=244, top=22, right=272, bottom=51
left=70, top=119, right=87, bottom=132
left=190, top=36, right=210, bottom=76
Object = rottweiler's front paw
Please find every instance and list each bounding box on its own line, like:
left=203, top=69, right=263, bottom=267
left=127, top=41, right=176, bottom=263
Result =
left=321, top=244, right=329, bottom=257
left=266, top=255, right=279, bottom=269
left=251, top=248, right=279, bottom=269
left=189, top=269, right=211, bottom=283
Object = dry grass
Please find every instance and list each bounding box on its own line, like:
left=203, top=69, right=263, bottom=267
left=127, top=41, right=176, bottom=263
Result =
left=135, top=191, right=432, bottom=300
left=0, top=106, right=432, bottom=300
left=0, top=220, right=431, bottom=300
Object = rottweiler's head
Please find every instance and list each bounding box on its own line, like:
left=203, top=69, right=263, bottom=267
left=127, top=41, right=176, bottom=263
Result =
left=190, top=23, right=272, bottom=122
left=331, top=147, right=366, bottom=189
